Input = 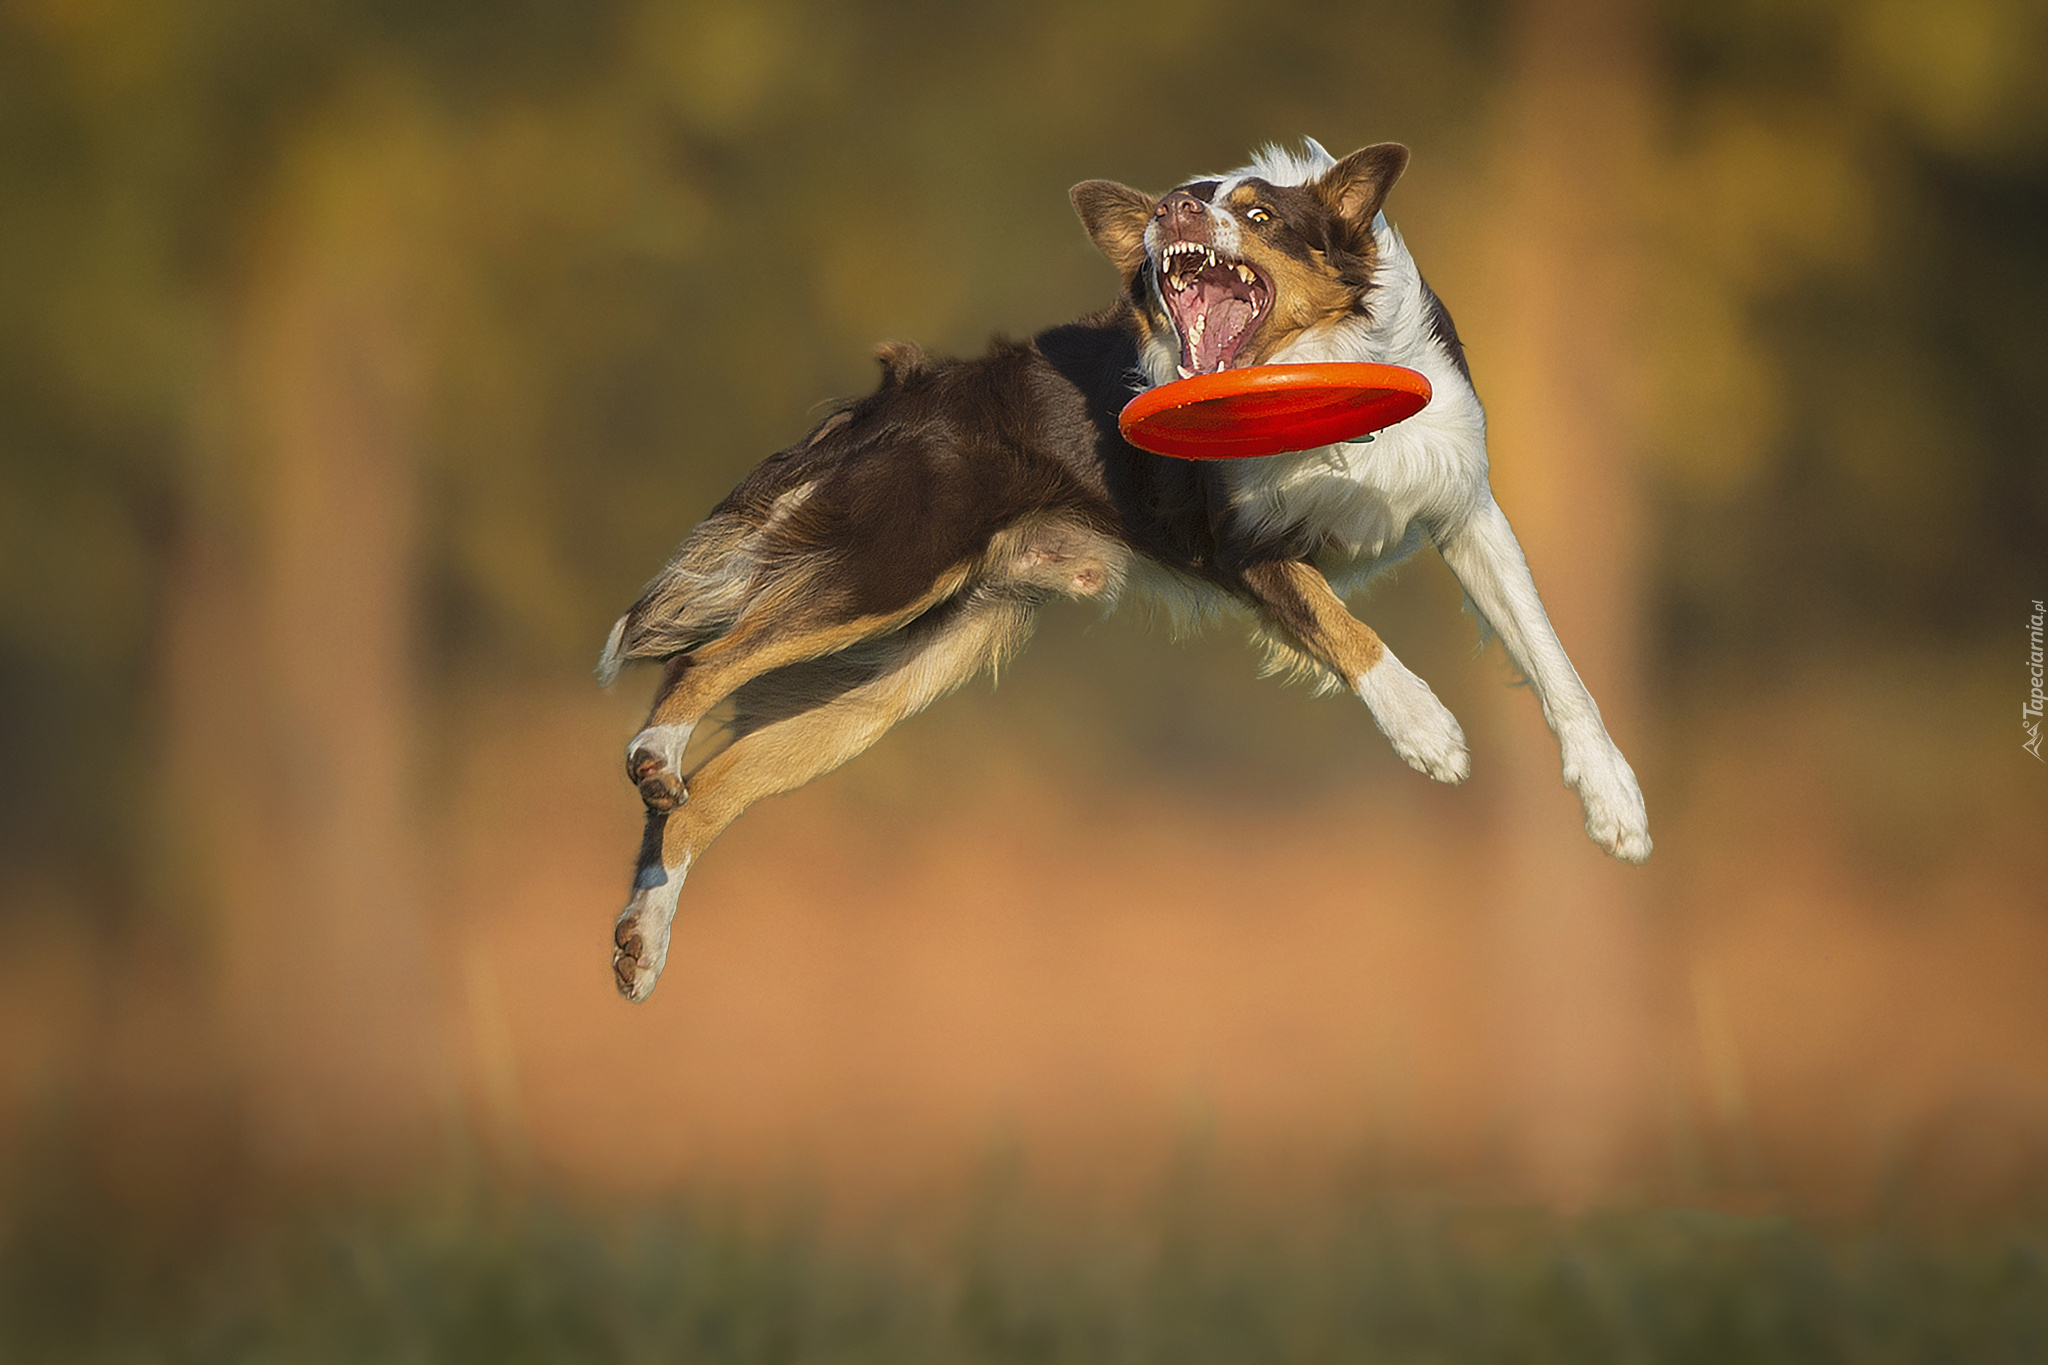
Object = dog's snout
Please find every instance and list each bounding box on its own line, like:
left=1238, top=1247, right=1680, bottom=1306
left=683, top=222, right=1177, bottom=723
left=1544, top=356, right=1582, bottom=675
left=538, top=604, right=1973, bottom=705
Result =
left=1157, top=190, right=1207, bottom=222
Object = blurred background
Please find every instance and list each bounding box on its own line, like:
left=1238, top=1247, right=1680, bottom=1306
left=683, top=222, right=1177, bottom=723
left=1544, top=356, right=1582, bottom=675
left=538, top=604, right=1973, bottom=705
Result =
left=2, top=0, right=2046, bottom=1349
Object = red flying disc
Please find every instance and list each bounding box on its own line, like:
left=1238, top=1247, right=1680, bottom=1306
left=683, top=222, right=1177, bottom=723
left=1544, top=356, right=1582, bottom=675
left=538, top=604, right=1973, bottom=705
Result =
left=1118, top=363, right=1432, bottom=460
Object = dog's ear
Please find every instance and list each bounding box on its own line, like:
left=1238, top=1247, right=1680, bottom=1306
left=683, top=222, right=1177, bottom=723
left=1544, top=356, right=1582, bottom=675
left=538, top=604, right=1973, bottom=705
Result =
left=1070, top=180, right=1155, bottom=279
left=1314, top=143, right=1409, bottom=239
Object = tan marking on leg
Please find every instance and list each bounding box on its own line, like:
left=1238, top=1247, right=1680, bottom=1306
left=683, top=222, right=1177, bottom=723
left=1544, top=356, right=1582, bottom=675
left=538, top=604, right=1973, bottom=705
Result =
left=1237, top=559, right=1385, bottom=681
left=1239, top=559, right=1467, bottom=782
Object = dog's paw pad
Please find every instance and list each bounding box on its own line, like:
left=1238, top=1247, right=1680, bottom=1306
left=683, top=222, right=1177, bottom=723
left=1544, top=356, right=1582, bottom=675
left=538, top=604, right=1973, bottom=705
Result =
left=625, top=724, right=694, bottom=812
left=612, top=857, right=689, bottom=1003
left=612, top=947, right=649, bottom=1000
left=637, top=774, right=686, bottom=813
left=611, top=924, right=661, bottom=1003
left=629, top=748, right=687, bottom=813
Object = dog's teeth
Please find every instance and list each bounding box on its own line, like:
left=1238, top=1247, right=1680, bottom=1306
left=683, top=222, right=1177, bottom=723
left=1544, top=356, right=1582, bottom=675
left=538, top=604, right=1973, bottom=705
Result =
left=1177, top=365, right=1195, bottom=379
left=1235, top=263, right=1254, bottom=284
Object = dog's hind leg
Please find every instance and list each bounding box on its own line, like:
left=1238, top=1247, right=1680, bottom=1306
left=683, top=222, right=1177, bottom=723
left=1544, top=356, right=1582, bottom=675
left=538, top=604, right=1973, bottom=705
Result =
left=612, top=590, right=1036, bottom=1002
left=623, top=564, right=974, bottom=813
left=1432, top=496, right=1649, bottom=862
left=1238, top=558, right=1471, bottom=784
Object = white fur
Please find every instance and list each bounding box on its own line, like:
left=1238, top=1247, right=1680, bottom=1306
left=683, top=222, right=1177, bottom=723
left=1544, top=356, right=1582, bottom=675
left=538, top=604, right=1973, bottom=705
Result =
left=1135, top=140, right=1650, bottom=862
left=1231, top=218, right=1489, bottom=587
left=596, top=616, right=629, bottom=686
left=1437, top=499, right=1651, bottom=862
left=1354, top=649, right=1470, bottom=784
left=627, top=722, right=694, bottom=779
left=1242, top=136, right=1342, bottom=188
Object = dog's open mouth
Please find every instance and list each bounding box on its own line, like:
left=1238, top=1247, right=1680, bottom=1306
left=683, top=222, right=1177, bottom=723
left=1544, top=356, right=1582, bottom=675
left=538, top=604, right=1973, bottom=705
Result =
left=1157, top=242, right=1270, bottom=378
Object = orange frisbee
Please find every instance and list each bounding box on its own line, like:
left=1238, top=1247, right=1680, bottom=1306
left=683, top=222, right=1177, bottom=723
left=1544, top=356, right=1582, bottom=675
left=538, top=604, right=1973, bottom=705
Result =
left=1118, top=362, right=1432, bottom=460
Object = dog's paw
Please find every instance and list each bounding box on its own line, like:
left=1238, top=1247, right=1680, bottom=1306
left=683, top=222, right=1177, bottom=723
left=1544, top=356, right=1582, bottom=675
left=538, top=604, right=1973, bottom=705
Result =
left=626, top=724, right=692, bottom=813
left=612, top=903, right=671, bottom=1003
left=1356, top=654, right=1470, bottom=785
left=1563, top=741, right=1652, bottom=863
left=612, top=859, right=686, bottom=1003
left=628, top=750, right=688, bottom=812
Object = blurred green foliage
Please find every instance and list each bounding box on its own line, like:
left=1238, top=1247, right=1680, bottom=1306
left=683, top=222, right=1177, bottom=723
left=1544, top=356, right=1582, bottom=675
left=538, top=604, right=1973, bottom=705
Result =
left=3, top=1181, right=2045, bottom=1363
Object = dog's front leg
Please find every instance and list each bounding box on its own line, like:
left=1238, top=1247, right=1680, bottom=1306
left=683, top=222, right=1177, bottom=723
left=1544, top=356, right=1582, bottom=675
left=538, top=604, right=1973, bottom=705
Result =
left=1432, top=496, right=1651, bottom=863
left=1238, top=560, right=1469, bottom=784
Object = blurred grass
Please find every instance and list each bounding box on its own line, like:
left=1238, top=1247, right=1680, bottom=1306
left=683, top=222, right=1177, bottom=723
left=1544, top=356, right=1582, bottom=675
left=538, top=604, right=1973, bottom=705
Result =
left=4, top=1179, right=2043, bottom=1363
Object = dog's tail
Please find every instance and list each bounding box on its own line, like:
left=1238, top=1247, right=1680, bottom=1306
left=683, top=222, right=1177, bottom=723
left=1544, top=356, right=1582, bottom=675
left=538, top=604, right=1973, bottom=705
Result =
left=596, top=510, right=779, bottom=685
left=598, top=350, right=924, bottom=686
left=595, top=615, right=632, bottom=686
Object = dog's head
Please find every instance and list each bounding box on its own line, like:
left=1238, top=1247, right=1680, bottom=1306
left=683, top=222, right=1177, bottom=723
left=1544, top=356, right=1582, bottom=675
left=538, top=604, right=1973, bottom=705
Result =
left=1071, top=141, right=1408, bottom=380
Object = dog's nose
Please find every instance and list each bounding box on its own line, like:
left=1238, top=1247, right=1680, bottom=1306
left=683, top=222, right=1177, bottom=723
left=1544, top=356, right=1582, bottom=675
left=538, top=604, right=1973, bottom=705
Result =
left=1157, top=190, right=1206, bottom=222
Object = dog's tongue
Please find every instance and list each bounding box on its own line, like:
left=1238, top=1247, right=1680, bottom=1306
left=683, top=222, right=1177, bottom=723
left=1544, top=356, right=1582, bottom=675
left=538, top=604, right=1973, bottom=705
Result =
left=1167, top=267, right=1262, bottom=377
left=1185, top=288, right=1256, bottom=375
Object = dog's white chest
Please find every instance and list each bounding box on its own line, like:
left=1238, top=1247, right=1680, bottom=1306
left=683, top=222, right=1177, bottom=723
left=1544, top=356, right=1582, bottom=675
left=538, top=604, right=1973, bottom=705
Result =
left=1226, top=422, right=1455, bottom=570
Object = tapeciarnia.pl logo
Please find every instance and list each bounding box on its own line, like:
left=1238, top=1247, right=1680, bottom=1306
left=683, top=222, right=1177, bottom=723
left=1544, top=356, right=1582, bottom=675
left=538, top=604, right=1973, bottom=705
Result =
left=2027, top=599, right=2045, bottom=761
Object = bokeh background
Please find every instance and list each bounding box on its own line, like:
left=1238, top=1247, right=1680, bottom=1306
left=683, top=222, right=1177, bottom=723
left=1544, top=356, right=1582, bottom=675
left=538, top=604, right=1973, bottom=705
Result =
left=3, top=0, right=2046, bottom=1351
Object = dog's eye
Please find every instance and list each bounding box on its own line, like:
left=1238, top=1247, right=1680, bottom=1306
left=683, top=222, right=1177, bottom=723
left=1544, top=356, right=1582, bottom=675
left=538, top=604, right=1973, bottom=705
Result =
left=1245, top=206, right=1272, bottom=223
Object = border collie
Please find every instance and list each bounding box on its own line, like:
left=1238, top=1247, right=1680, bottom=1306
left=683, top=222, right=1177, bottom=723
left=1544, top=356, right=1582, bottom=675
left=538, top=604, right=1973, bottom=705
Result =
left=598, top=140, right=1651, bottom=1003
